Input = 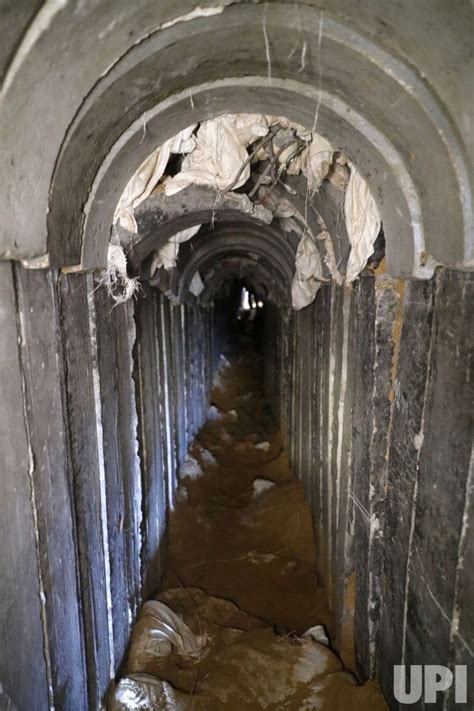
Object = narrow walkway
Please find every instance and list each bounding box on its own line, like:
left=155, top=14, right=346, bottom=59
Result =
left=111, top=334, right=387, bottom=709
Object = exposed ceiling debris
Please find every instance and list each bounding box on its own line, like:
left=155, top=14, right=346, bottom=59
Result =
left=113, top=114, right=382, bottom=309
left=100, top=244, right=140, bottom=304
left=344, top=166, right=382, bottom=283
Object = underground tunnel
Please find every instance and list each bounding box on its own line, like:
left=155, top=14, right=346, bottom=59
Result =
left=0, top=2, right=473, bottom=710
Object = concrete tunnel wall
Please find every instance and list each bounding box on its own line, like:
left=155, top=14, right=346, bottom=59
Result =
left=263, top=269, right=474, bottom=707
left=1, top=256, right=473, bottom=711
left=0, top=264, right=220, bottom=709
left=0, top=1, right=473, bottom=710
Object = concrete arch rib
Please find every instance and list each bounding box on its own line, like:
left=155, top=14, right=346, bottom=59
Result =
left=132, top=193, right=296, bottom=306
left=1, top=2, right=471, bottom=276
left=171, top=222, right=297, bottom=306
left=196, top=260, right=286, bottom=307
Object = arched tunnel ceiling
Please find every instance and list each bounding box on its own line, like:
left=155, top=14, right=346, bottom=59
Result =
left=172, top=221, right=298, bottom=307
left=129, top=187, right=299, bottom=306
left=0, top=1, right=472, bottom=279
left=128, top=178, right=341, bottom=308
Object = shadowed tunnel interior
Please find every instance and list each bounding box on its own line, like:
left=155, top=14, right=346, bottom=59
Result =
left=0, top=2, right=472, bottom=710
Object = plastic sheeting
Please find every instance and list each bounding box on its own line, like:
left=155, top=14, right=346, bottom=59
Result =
left=150, top=225, right=201, bottom=275
left=114, top=126, right=197, bottom=233
left=291, top=231, right=325, bottom=310
left=111, top=588, right=355, bottom=710
left=128, top=599, right=207, bottom=665
left=189, top=270, right=205, bottom=297
left=344, top=164, right=382, bottom=282
left=163, top=114, right=268, bottom=196
left=111, top=674, right=183, bottom=711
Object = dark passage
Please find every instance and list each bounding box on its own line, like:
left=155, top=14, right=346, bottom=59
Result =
left=110, top=319, right=387, bottom=709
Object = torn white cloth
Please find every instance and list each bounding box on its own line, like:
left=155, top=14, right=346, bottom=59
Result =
left=224, top=191, right=273, bottom=223
left=101, top=244, right=139, bottom=303
left=114, top=125, right=197, bottom=232
left=179, top=454, right=203, bottom=481
left=295, top=231, right=324, bottom=281
left=150, top=224, right=202, bottom=274
left=163, top=114, right=268, bottom=196
left=302, top=134, right=335, bottom=192
left=112, top=114, right=381, bottom=307
left=304, top=625, right=330, bottom=647
left=189, top=270, right=205, bottom=297
left=266, top=115, right=312, bottom=142
left=228, top=112, right=269, bottom=145
left=291, top=275, right=322, bottom=310
left=344, top=164, right=381, bottom=282
left=253, top=478, right=276, bottom=496
left=290, top=226, right=326, bottom=310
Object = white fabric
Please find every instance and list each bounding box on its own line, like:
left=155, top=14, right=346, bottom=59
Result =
left=253, top=478, right=276, bottom=496
left=150, top=224, right=202, bottom=274
left=163, top=114, right=268, bottom=196
left=303, top=134, right=334, bottom=192
left=179, top=454, right=203, bottom=481
left=291, top=229, right=325, bottom=308
left=114, top=125, right=197, bottom=232
left=292, top=274, right=322, bottom=310
left=304, top=625, right=330, bottom=647
left=224, top=191, right=273, bottom=223
left=266, top=115, right=312, bottom=141
left=295, top=231, right=323, bottom=281
left=344, top=164, right=381, bottom=282
left=189, top=270, right=205, bottom=297
left=101, top=244, right=139, bottom=303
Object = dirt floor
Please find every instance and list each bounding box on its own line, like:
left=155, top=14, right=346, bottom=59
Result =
left=110, top=326, right=388, bottom=710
